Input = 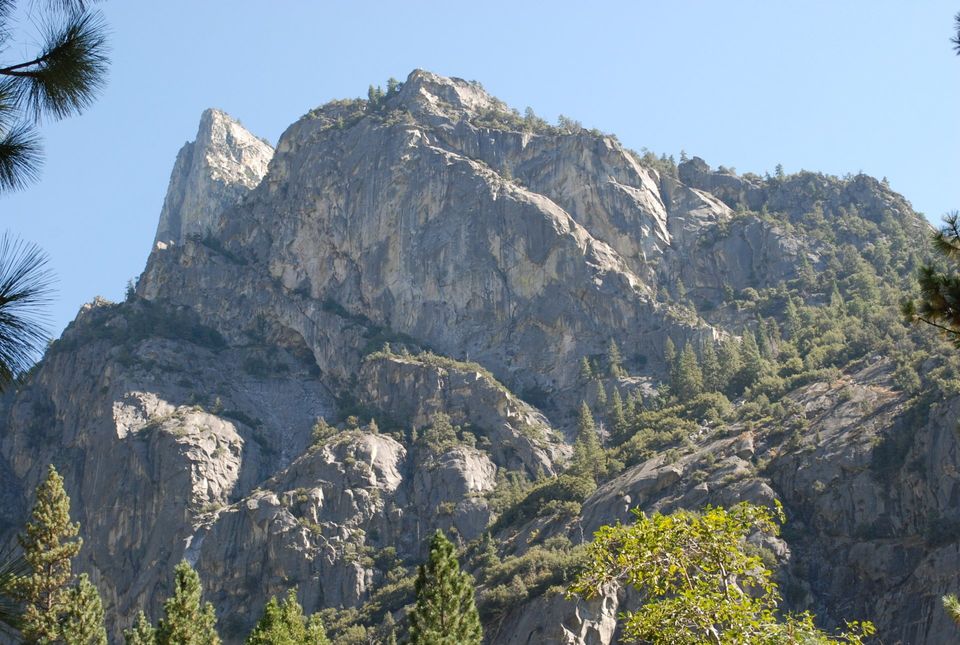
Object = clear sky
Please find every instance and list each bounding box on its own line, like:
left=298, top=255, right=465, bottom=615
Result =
left=2, top=1, right=958, bottom=340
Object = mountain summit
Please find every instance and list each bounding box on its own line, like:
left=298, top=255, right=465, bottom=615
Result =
left=0, top=70, right=955, bottom=643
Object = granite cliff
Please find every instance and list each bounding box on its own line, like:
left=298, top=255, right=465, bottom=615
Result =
left=0, top=70, right=955, bottom=644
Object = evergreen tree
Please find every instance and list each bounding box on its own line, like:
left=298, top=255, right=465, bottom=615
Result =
left=606, top=339, right=623, bottom=377
left=663, top=337, right=677, bottom=372
left=246, top=588, right=329, bottom=645
left=716, top=336, right=742, bottom=395
left=62, top=574, right=107, bottom=645
left=783, top=296, right=801, bottom=341
left=673, top=342, right=703, bottom=401
left=408, top=531, right=482, bottom=645
left=738, top=331, right=765, bottom=390
left=124, top=611, right=157, bottom=645
left=578, top=356, right=594, bottom=382
left=571, top=402, right=604, bottom=481
left=155, top=562, right=220, bottom=645
left=755, top=324, right=772, bottom=359
left=830, top=282, right=846, bottom=315
left=608, top=388, right=626, bottom=435
left=700, top=341, right=721, bottom=393
left=595, top=380, right=607, bottom=408
left=903, top=212, right=960, bottom=345
left=17, top=464, right=83, bottom=644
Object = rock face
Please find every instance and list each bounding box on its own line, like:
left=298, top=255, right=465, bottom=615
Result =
left=154, top=108, right=274, bottom=246
left=0, top=69, right=951, bottom=644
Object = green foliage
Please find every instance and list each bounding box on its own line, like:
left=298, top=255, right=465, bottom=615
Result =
left=607, top=339, right=624, bottom=377
left=0, top=1, right=109, bottom=192
left=0, top=235, right=54, bottom=387
left=578, top=356, right=594, bottom=382
left=944, top=594, right=960, bottom=627
left=408, top=531, right=482, bottom=645
left=155, top=562, right=220, bottom=645
left=62, top=574, right=107, bottom=645
left=571, top=503, right=874, bottom=644
left=16, top=464, right=84, bottom=643
left=902, top=212, right=960, bottom=346
left=124, top=611, right=157, bottom=645
left=672, top=342, right=703, bottom=401
left=246, top=589, right=329, bottom=645
left=53, top=299, right=226, bottom=355
left=570, top=402, right=607, bottom=482
left=478, top=537, right=589, bottom=618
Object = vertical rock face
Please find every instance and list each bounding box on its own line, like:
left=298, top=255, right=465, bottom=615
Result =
left=154, top=109, right=274, bottom=245
left=0, top=69, right=951, bottom=644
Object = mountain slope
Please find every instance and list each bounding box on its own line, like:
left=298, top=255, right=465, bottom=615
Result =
left=1, top=69, right=955, bottom=644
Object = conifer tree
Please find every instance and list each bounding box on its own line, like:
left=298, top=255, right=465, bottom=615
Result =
left=755, top=324, right=772, bottom=359
left=578, top=356, right=594, bottom=382
left=124, top=611, right=157, bottom=645
left=155, top=561, right=220, bottom=645
left=17, top=464, right=83, bottom=644
left=606, top=339, right=623, bottom=377
left=62, top=573, right=107, bottom=645
left=783, top=297, right=801, bottom=341
left=571, top=402, right=604, bottom=481
left=595, top=379, right=607, bottom=408
left=246, top=588, right=329, bottom=645
left=902, top=212, right=960, bottom=344
left=663, top=337, right=677, bottom=378
left=700, top=341, right=721, bottom=393
left=739, top=331, right=765, bottom=389
left=408, top=531, right=482, bottom=645
left=608, top=388, right=626, bottom=435
left=674, top=342, right=703, bottom=401
left=717, top=337, right=742, bottom=393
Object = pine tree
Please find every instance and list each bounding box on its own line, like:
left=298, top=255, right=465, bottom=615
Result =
left=62, top=574, right=107, bottom=645
left=717, top=336, right=743, bottom=394
left=664, top=337, right=677, bottom=373
left=571, top=402, right=604, bottom=481
left=783, top=296, right=801, bottom=341
left=17, top=464, right=83, bottom=644
left=606, top=339, right=623, bottom=377
left=247, top=588, right=328, bottom=645
left=755, top=324, right=772, bottom=359
left=674, top=342, right=703, bottom=401
left=595, top=380, right=607, bottom=408
left=156, top=562, right=220, bottom=645
left=608, top=388, right=626, bottom=435
left=739, top=331, right=765, bottom=390
left=124, top=611, right=157, bottom=645
left=408, top=531, right=482, bottom=645
left=700, top=341, right=721, bottom=392
left=578, top=356, right=594, bottom=382
left=380, top=613, right=398, bottom=645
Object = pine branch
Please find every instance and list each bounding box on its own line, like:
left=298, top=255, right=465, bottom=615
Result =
left=1, top=10, right=108, bottom=122
left=0, top=124, right=41, bottom=191
left=0, top=233, right=53, bottom=387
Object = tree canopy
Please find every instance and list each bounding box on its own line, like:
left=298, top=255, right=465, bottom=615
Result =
left=570, top=502, right=874, bottom=644
left=408, top=530, right=482, bottom=645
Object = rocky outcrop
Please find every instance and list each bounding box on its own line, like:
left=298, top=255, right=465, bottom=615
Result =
left=154, top=109, right=273, bottom=246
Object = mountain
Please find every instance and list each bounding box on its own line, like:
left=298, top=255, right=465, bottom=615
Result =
left=1, top=69, right=957, bottom=644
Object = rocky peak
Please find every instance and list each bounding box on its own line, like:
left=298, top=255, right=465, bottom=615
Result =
left=388, top=69, right=507, bottom=121
left=154, top=108, right=274, bottom=246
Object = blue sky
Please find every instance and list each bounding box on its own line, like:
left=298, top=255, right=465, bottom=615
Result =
left=2, top=1, right=958, bottom=339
